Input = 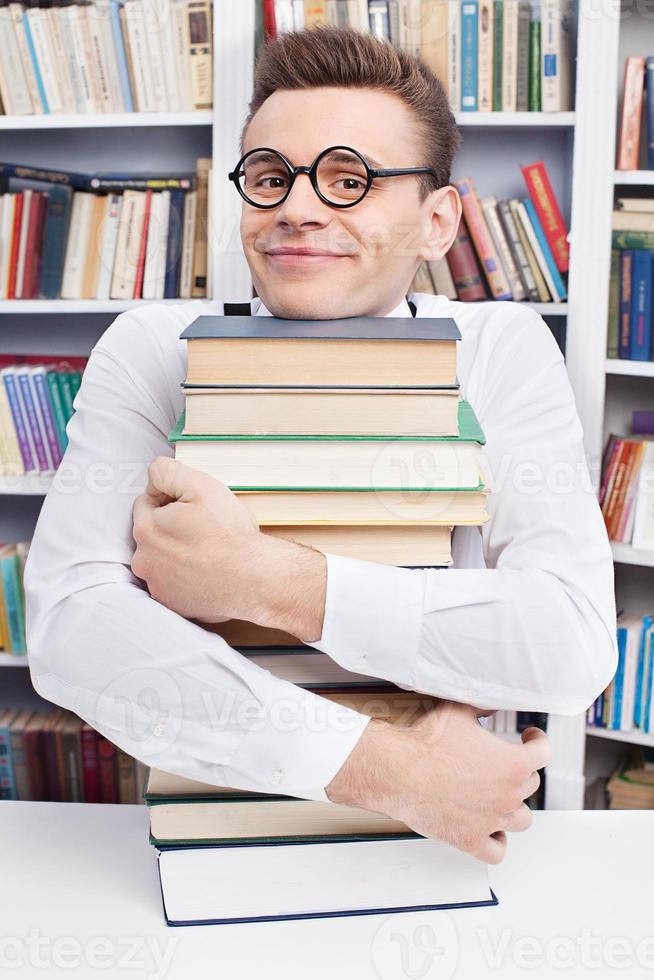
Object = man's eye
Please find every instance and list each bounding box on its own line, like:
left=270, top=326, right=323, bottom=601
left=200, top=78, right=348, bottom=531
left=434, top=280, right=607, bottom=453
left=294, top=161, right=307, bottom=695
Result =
left=258, top=176, right=289, bottom=188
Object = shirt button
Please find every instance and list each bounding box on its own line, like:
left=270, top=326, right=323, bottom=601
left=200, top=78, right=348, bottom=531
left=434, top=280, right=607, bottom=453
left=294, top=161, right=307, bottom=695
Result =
left=270, top=769, right=283, bottom=786
left=153, top=721, right=166, bottom=737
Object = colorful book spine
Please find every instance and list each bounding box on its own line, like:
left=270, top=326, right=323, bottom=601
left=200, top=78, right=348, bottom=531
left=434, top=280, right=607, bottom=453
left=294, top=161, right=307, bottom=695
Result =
left=617, top=56, right=646, bottom=171
left=521, top=159, right=570, bottom=273
left=522, top=198, right=567, bottom=300
left=528, top=7, right=541, bottom=109
left=455, top=177, right=512, bottom=299
left=648, top=57, right=654, bottom=170
left=21, top=11, right=49, bottom=113
left=16, top=369, right=49, bottom=472
left=461, top=0, right=478, bottom=111
left=618, top=250, right=633, bottom=358
left=445, top=216, right=487, bottom=300
left=0, top=713, right=16, bottom=800
left=1, top=553, right=26, bottom=653
left=31, top=367, right=62, bottom=468
left=1, top=369, right=35, bottom=472
left=492, top=0, right=503, bottom=110
left=629, top=250, right=653, bottom=360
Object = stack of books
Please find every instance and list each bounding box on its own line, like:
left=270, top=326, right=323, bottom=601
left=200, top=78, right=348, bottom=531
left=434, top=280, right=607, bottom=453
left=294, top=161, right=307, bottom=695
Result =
left=261, top=0, right=573, bottom=113
left=0, top=159, right=210, bottom=301
left=410, top=160, right=569, bottom=307
left=145, top=311, right=497, bottom=924
left=607, top=200, right=654, bottom=362
left=0, top=355, right=87, bottom=479
left=0, top=0, right=213, bottom=116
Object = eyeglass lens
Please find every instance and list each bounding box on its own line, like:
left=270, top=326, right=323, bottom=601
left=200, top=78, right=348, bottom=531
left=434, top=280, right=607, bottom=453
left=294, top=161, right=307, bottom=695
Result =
left=237, top=147, right=370, bottom=206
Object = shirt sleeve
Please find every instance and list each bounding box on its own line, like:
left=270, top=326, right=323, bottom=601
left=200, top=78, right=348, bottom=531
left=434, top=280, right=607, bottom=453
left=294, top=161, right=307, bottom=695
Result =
left=23, top=309, right=369, bottom=802
left=313, top=310, right=619, bottom=715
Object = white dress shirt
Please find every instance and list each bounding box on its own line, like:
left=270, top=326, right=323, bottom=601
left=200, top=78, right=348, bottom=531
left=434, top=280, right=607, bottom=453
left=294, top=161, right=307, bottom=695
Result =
left=23, top=293, right=618, bottom=802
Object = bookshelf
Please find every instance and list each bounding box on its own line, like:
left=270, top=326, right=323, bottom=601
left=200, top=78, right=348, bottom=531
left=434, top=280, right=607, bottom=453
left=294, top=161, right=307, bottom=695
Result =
left=0, top=0, right=625, bottom=811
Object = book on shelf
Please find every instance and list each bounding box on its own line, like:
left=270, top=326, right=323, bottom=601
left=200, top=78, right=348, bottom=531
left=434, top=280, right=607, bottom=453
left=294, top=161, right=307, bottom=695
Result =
left=0, top=355, right=87, bottom=478
left=259, top=0, right=573, bottom=113
left=0, top=0, right=213, bottom=117
left=599, top=424, right=654, bottom=547
left=587, top=613, right=654, bottom=737
left=607, top=750, right=654, bottom=808
left=0, top=705, right=147, bottom=803
left=411, top=158, right=568, bottom=307
left=0, top=158, right=210, bottom=300
left=606, top=215, right=654, bottom=362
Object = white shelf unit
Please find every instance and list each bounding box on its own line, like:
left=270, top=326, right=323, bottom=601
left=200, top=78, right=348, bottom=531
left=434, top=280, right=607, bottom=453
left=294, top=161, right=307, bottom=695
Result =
left=0, top=1, right=621, bottom=812
left=0, top=299, right=200, bottom=314
left=613, top=169, right=654, bottom=185
left=0, top=654, right=28, bottom=668
left=587, top=726, right=654, bottom=748
left=0, top=112, right=213, bottom=130
left=606, top=358, right=654, bottom=377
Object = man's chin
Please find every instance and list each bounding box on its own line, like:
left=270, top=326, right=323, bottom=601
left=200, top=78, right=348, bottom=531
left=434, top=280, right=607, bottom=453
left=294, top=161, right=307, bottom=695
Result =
left=255, top=283, right=354, bottom=320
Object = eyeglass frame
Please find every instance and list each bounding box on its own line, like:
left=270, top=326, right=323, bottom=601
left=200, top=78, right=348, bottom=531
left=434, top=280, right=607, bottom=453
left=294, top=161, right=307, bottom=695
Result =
left=227, top=144, right=439, bottom=210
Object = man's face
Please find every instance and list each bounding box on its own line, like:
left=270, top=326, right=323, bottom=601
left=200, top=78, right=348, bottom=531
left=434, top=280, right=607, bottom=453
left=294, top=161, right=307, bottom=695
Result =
left=238, top=86, right=461, bottom=319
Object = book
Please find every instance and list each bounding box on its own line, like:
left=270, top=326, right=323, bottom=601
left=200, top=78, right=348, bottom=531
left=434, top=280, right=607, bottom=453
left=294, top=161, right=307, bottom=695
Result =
left=617, top=56, right=646, bottom=171
left=521, top=159, right=570, bottom=273
left=180, top=315, right=461, bottom=387
left=260, top=523, right=453, bottom=565
left=540, top=0, right=571, bottom=111
left=461, top=0, right=478, bottom=110
left=168, top=400, right=484, bottom=491
left=454, top=177, right=512, bottom=299
left=181, top=385, right=461, bottom=437
left=445, top=215, right=487, bottom=300
left=156, top=837, right=497, bottom=926
left=628, top=250, right=653, bottom=360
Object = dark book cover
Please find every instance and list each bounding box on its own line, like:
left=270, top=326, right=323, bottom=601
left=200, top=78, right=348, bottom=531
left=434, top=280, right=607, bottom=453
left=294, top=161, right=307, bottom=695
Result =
left=181, top=315, right=461, bottom=342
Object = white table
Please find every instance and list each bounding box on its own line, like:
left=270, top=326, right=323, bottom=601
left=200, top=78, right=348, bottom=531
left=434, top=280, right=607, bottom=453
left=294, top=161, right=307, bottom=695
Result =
left=0, top=803, right=653, bottom=979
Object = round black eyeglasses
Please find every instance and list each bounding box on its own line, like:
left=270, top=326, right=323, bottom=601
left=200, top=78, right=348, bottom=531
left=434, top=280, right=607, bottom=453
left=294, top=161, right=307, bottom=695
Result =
left=228, top=145, right=438, bottom=209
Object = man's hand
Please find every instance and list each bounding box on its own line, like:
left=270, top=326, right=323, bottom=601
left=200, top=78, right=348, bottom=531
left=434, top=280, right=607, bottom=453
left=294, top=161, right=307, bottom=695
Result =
left=131, top=456, right=327, bottom=639
left=326, top=699, right=550, bottom=864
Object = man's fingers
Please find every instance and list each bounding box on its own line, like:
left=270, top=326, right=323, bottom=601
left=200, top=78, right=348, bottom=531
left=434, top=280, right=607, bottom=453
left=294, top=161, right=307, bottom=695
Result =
left=472, top=829, right=507, bottom=865
left=503, top=803, right=534, bottom=833
left=520, top=726, right=552, bottom=770
left=146, top=456, right=199, bottom=504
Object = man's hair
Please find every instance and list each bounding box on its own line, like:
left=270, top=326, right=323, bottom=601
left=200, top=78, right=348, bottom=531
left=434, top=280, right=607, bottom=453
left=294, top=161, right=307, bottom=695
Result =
left=240, top=26, right=461, bottom=201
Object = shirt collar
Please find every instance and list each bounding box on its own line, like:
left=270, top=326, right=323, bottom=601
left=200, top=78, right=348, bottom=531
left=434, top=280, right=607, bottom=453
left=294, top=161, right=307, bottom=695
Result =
left=251, top=296, right=413, bottom=317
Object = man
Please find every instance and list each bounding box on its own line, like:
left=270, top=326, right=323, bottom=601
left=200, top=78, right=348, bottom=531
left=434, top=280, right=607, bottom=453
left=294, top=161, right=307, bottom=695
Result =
left=24, top=27, right=616, bottom=865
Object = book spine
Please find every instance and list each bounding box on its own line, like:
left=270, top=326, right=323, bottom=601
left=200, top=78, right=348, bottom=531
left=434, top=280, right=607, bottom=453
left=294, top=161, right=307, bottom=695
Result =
left=31, top=368, right=62, bottom=468
left=617, top=56, right=645, bottom=170
left=492, top=0, right=503, bottom=110
left=16, top=370, right=49, bottom=472
left=187, top=0, right=213, bottom=110
left=605, top=441, right=631, bottom=540
left=619, top=249, right=633, bottom=358
left=0, top=717, right=16, bottom=800
left=477, top=0, right=493, bottom=111
left=14, top=187, right=32, bottom=300
left=109, top=0, right=134, bottom=111
left=497, top=198, right=539, bottom=300
left=529, top=11, right=541, bottom=110
left=0, top=8, right=33, bottom=115
left=540, top=0, right=571, bottom=111
left=521, top=159, right=570, bottom=272
left=164, top=189, right=184, bottom=298
left=116, top=748, right=137, bottom=803
left=481, top=196, right=526, bottom=299
left=39, top=187, right=72, bottom=300
left=522, top=197, right=567, bottom=299
left=445, top=217, right=487, bottom=300
left=81, top=725, right=100, bottom=803
left=46, top=370, right=69, bottom=454
left=179, top=188, right=197, bottom=298
left=647, top=57, right=654, bottom=169
left=6, top=192, right=23, bottom=300
left=455, top=177, right=512, bottom=298
left=21, top=11, right=49, bottom=112
left=460, top=0, right=478, bottom=111
left=2, top=370, right=35, bottom=472
left=447, top=0, right=460, bottom=111
left=0, top=380, right=23, bottom=476
left=613, top=626, right=627, bottom=728
left=9, top=2, right=43, bottom=114
left=55, top=5, right=86, bottom=114
left=628, top=250, right=652, bottom=360
left=24, top=727, right=46, bottom=801
left=26, top=9, right=62, bottom=113
left=502, top=0, right=518, bottom=111
left=97, top=737, right=118, bottom=804
left=1, top=554, right=25, bottom=653
left=85, top=2, right=115, bottom=112
left=516, top=0, right=531, bottom=111
left=95, top=193, right=123, bottom=301
left=132, top=189, right=153, bottom=299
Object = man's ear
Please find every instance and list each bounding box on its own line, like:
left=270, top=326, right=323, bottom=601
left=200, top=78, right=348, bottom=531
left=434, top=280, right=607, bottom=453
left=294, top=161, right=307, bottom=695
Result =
left=416, top=185, right=462, bottom=264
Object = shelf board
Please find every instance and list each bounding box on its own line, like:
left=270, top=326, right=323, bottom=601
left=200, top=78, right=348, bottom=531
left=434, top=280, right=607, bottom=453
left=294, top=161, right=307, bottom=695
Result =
left=587, top=726, right=654, bottom=747
left=606, top=358, right=654, bottom=377
left=0, top=111, right=213, bottom=130
left=0, top=653, right=28, bottom=667
left=0, top=299, right=196, bottom=314
left=611, top=541, right=654, bottom=567
left=0, top=475, right=52, bottom=495
left=454, top=111, right=575, bottom=128
left=614, top=169, right=654, bottom=185
left=527, top=302, right=568, bottom=315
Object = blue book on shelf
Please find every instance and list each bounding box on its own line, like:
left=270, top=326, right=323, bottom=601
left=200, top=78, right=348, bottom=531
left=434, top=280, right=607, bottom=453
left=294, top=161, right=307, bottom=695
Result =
left=1, top=552, right=26, bottom=654
left=522, top=199, right=567, bottom=300
left=0, top=711, right=17, bottom=801
left=40, top=187, right=73, bottom=299
left=109, top=0, right=135, bottom=113
left=461, top=1, right=478, bottom=111
left=619, top=250, right=634, bottom=358
left=628, top=249, right=653, bottom=360
left=645, top=633, right=654, bottom=734
left=634, top=616, right=653, bottom=729
left=164, top=190, right=185, bottom=299
left=646, top=57, right=654, bottom=170
left=612, top=624, right=627, bottom=729
left=21, top=13, right=48, bottom=113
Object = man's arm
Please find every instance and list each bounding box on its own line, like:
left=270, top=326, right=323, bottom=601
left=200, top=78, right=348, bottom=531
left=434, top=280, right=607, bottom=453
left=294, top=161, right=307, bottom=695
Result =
left=23, top=309, right=369, bottom=802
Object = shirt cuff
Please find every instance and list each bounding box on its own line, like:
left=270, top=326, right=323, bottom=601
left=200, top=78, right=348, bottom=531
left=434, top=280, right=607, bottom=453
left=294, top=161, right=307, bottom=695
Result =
left=222, top=667, right=371, bottom=802
left=312, top=553, right=426, bottom=690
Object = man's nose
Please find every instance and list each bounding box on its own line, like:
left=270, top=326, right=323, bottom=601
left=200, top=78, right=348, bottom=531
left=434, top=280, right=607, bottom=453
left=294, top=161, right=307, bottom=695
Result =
left=274, top=171, right=332, bottom=225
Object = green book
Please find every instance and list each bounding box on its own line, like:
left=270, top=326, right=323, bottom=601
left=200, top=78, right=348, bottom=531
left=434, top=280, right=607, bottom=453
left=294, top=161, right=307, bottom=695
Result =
left=607, top=248, right=620, bottom=359
left=529, top=18, right=541, bottom=111
left=612, top=230, right=654, bottom=250
left=46, top=369, right=68, bottom=453
left=493, top=0, right=504, bottom=111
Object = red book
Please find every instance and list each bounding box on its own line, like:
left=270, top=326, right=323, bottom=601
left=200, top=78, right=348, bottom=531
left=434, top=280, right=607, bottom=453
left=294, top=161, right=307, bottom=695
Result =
left=617, top=56, right=645, bottom=171
left=454, top=177, right=512, bottom=299
left=22, top=191, right=47, bottom=299
left=97, top=736, right=118, bottom=804
left=521, top=160, right=570, bottom=274
left=133, top=188, right=152, bottom=299
left=6, top=192, right=24, bottom=300
left=263, top=0, right=276, bottom=39
left=24, top=713, right=48, bottom=801
left=445, top=216, right=487, bottom=301
left=80, top=724, right=100, bottom=803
